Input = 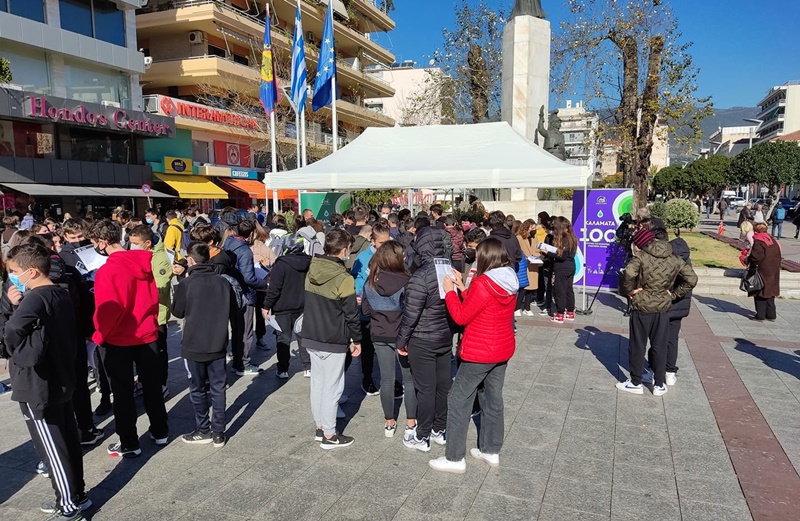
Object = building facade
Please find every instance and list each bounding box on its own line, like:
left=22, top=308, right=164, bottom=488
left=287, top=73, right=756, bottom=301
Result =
left=599, top=124, right=670, bottom=177
left=0, top=0, right=175, bottom=217
left=708, top=125, right=758, bottom=157
left=556, top=100, right=599, bottom=176
left=364, top=63, right=444, bottom=126
left=135, top=0, right=396, bottom=209
left=755, top=81, right=800, bottom=143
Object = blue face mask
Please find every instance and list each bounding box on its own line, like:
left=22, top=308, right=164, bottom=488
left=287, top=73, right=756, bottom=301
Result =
left=145, top=217, right=154, bottom=225
left=8, top=270, right=32, bottom=293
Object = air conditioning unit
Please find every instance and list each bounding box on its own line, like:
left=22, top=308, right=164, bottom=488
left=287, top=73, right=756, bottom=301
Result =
left=188, top=31, right=204, bottom=44
left=101, top=100, right=121, bottom=108
left=143, top=56, right=153, bottom=69
left=306, top=31, right=315, bottom=45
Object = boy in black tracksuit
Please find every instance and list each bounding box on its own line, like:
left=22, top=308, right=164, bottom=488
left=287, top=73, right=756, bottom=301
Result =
left=2, top=244, right=88, bottom=520
left=172, top=242, right=235, bottom=448
left=262, top=235, right=312, bottom=377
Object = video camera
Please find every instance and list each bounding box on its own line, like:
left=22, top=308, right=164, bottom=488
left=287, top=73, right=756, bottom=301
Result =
left=614, top=212, right=636, bottom=250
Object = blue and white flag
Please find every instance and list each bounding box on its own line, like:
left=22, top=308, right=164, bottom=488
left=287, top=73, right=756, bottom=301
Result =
left=290, top=0, right=308, bottom=113
left=312, top=0, right=337, bottom=111
left=259, top=7, right=280, bottom=115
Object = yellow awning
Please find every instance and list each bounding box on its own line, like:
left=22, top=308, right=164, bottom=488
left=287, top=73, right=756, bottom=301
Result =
left=154, top=174, right=228, bottom=199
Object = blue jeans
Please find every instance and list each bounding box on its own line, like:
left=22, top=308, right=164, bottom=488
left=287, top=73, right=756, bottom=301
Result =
left=772, top=221, right=783, bottom=238
left=187, top=358, right=227, bottom=434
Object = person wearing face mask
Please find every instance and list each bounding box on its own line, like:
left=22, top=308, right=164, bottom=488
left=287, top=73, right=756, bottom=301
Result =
left=145, top=208, right=167, bottom=241
left=58, top=219, right=92, bottom=272
left=129, top=225, right=173, bottom=398
left=1, top=243, right=91, bottom=520
left=223, top=219, right=267, bottom=376
left=87, top=219, right=168, bottom=458
left=462, top=227, right=487, bottom=282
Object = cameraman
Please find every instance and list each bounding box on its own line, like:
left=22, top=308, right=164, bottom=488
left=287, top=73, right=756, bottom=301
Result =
left=616, top=229, right=697, bottom=396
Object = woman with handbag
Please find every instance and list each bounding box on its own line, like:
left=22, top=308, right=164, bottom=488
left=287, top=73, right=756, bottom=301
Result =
left=747, top=222, right=781, bottom=321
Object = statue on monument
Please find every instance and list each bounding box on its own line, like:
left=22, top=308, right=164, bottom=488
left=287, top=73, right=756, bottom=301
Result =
left=537, top=105, right=566, bottom=160
left=511, top=0, right=547, bottom=19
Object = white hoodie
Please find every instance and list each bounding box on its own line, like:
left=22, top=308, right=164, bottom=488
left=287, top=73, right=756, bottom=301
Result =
left=485, top=266, right=520, bottom=295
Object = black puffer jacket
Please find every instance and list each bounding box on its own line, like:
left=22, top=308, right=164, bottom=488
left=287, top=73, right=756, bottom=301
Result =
left=669, top=237, right=692, bottom=319
left=263, top=253, right=311, bottom=314
left=490, top=226, right=523, bottom=263
left=396, top=226, right=454, bottom=350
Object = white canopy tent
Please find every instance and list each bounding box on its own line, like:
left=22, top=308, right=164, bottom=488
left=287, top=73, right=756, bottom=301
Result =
left=263, top=122, right=591, bottom=190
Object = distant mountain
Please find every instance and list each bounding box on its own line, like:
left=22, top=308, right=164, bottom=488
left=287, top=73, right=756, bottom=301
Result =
left=671, top=106, right=759, bottom=161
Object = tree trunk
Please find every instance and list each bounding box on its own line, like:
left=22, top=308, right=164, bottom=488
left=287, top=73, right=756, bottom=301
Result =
left=467, top=44, right=489, bottom=123
left=609, top=31, right=639, bottom=192
left=633, top=36, right=664, bottom=210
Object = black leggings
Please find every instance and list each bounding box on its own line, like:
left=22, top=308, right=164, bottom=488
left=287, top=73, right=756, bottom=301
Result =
left=553, top=270, right=575, bottom=314
left=516, top=290, right=535, bottom=311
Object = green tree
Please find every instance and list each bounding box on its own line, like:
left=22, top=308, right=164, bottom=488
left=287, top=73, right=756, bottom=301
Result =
left=663, top=198, right=699, bottom=232
left=553, top=0, right=713, bottom=210
left=379, top=0, right=395, bottom=14
left=351, top=189, right=401, bottom=209
left=0, top=57, right=12, bottom=83
left=652, top=164, right=686, bottom=196
left=727, top=141, right=800, bottom=194
left=683, top=155, right=732, bottom=196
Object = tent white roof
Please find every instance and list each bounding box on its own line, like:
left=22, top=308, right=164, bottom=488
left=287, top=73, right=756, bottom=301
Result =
left=264, top=122, right=590, bottom=191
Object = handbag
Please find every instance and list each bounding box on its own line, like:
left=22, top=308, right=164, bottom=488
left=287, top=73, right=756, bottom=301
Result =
left=740, top=266, right=764, bottom=295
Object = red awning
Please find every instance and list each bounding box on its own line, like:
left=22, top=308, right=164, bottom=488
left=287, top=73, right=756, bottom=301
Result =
left=216, top=178, right=296, bottom=199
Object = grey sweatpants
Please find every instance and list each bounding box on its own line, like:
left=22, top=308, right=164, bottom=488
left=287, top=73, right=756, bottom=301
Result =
left=308, top=348, right=346, bottom=436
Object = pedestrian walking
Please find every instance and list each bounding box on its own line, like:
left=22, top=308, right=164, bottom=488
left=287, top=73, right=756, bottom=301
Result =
left=747, top=223, right=781, bottom=321
left=718, top=198, right=728, bottom=221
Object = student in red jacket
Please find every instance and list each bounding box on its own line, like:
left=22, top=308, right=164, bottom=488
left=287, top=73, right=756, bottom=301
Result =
left=429, top=238, right=518, bottom=474
left=88, top=219, right=168, bottom=458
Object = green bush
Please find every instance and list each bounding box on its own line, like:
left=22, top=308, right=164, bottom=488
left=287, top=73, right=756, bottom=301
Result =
left=649, top=201, right=667, bottom=221
left=280, top=210, right=296, bottom=232
left=663, top=199, right=699, bottom=231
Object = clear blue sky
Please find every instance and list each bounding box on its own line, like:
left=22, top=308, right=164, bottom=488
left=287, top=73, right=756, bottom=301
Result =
left=371, top=0, right=800, bottom=109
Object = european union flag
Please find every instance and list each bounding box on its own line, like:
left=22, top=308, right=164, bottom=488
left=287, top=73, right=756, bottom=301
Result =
left=260, top=10, right=280, bottom=115
left=312, top=0, right=337, bottom=111
left=290, top=0, right=308, bottom=113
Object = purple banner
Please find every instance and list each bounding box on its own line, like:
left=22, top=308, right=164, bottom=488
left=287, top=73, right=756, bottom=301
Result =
left=572, top=189, right=634, bottom=288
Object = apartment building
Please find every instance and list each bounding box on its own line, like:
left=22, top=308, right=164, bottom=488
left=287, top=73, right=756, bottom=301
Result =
left=364, top=62, right=444, bottom=126
left=708, top=125, right=758, bottom=157
left=755, top=81, right=800, bottom=143
left=0, top=0, right=175, bottom=218
left=135, top=0, right=396, bottom=209
left=556, top=100, right=599, bottom=175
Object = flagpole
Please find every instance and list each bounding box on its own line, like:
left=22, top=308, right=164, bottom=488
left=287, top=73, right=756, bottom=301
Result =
left=301, top=109, right=307, bottom=167
left=295, top=112, right=301, bottom=168
left=270, top=110, right=278, bottom=213
left=332, top=74, right=338, bottom=152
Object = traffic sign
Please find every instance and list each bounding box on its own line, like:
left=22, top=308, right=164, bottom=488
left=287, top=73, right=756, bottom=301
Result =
left=142, top=184, right=151, bottom=195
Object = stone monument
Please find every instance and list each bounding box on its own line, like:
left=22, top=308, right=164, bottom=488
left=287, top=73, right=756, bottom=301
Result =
left=501, top=0, right=551, bottom=142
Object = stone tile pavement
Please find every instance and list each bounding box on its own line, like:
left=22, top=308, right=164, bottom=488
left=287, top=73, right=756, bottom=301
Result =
left=1, top=293, right=799, bottom=520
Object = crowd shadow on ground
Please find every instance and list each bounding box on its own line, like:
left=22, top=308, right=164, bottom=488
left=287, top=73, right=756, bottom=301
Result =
left=693, top=295, right=753, bottom=317
left=0, top=441, right=37, bottom=505
left=734, top=339, right=800, bottom=382
left=579, top=326, right=626, bottom=382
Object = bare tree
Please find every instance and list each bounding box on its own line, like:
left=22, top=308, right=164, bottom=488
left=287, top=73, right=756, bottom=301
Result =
left=553, top=0, right=712, bottom=209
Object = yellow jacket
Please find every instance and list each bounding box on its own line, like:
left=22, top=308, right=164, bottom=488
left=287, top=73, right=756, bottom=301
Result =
left=164, top=218, right=184, bottom=259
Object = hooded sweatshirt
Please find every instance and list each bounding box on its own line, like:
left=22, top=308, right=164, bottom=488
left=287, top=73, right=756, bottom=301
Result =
left=263, top=253, right=312, bottom=314
left=621, top=240, right=697, bottom=313
left=302, top=256, right=362, bottom=353
left=446, top=266, right=518, bottom=364
left=362, top=271, right=411, bottom=343
left=92, top=249, right=159, bottom=346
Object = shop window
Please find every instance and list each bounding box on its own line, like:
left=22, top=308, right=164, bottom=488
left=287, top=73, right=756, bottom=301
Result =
left=67, top=127, right=135, bottom=164
left=1, top=43, right=50, bottom=94
left=64, top=58, right=131, bottom=107
left=60, top=0, right=125, bottom=47
left=193, top=140, right=210, bottom=164
left=0, top=0, right=46, bottom=23
left=0, top=120, right=54, bottom=159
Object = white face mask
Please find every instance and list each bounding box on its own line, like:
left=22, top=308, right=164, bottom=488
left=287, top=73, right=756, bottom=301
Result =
left=129, top=243, right=145, bottom=251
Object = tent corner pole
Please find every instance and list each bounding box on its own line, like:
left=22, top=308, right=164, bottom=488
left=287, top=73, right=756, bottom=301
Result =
left=581, top=175, right=589, bottom=312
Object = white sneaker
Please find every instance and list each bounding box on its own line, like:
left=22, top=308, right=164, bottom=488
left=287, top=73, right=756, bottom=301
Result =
left=522, top=309, right=535, bottom=317
left=430, top=429, right=447, bottom=446
left=303, top=370, right=311, bottom=378
left=429, top=456, right=466, bottom=474
left=665, top=372, right=677, bottom=386
left=384, top=423, right=396, bottom=438
left=653, top=384, right=668, bottom=397
left=403, top=435, right=431, bottom=452
left=514, top=310, right=522, bottom=317
left=403, top=426, right=416, bottom=442
left=615, top=380, right=644, bottom=395
left=470, top=448, right=499, bottom=467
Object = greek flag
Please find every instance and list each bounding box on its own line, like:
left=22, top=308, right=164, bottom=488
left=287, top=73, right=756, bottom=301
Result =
left=290, top=1, right=308, bottom=113
left=312, top=0, right=337, bottom=111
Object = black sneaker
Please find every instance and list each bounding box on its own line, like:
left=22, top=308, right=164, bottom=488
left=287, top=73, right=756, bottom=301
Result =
left=212, top=432, right=226, bottom=448
left=41, top=493, right=92, bottom=514
left=314, top=428, right=324, bottom=442
left=79, top=427, right=102, bottom=446
left=320, top=433, right=354, bottom=450
left=362, top=381, right=379, bottom=396
left=94, top=399, right=112, bottom=417
left=181, top=429, right=212, bottom=445
left=106, top=442, right=141, bottom=458
left=394, top=382, right=404, bottom=400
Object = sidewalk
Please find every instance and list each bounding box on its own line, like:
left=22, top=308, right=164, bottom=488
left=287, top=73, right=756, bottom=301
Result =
left=699, top=211, right=800, bottom=262
left=1, top=295, right=798, bottom=520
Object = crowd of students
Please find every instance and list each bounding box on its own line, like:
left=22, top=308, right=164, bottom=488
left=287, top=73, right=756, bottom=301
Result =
left=0, top=200, right=606, bottom=520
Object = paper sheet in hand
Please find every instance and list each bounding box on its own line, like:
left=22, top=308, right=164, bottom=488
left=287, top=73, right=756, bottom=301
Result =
left=528, top=256, right=544, bottom=265
left=255, top=263, right=269, bottom=281
left=435, top=258, right=454, bottom=299
left=537, top=242, right=557, bottom=254
left=74, top=245, right=107, bottom=273
left=267, top=314, right=282, bottom=332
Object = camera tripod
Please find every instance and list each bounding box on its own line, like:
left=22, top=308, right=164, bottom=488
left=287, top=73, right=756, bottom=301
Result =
left=575, top=241, right=629, bottom=316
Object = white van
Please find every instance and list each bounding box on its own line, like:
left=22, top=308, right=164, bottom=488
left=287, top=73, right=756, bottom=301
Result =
left=721, top=190, right=737, bottom=198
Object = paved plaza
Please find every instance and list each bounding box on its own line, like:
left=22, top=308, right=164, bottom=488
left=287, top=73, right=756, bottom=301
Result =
left=1, top=293, right=799, bottom=520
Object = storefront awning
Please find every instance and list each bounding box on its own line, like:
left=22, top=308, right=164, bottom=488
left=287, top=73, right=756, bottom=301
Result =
left=1, top=183, right=106, bottom=197
left=154, top=174, right=228, bottom=199
left=90, top=187, right=174, bottom=198
left=216, top=178, right=296, bottom=200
